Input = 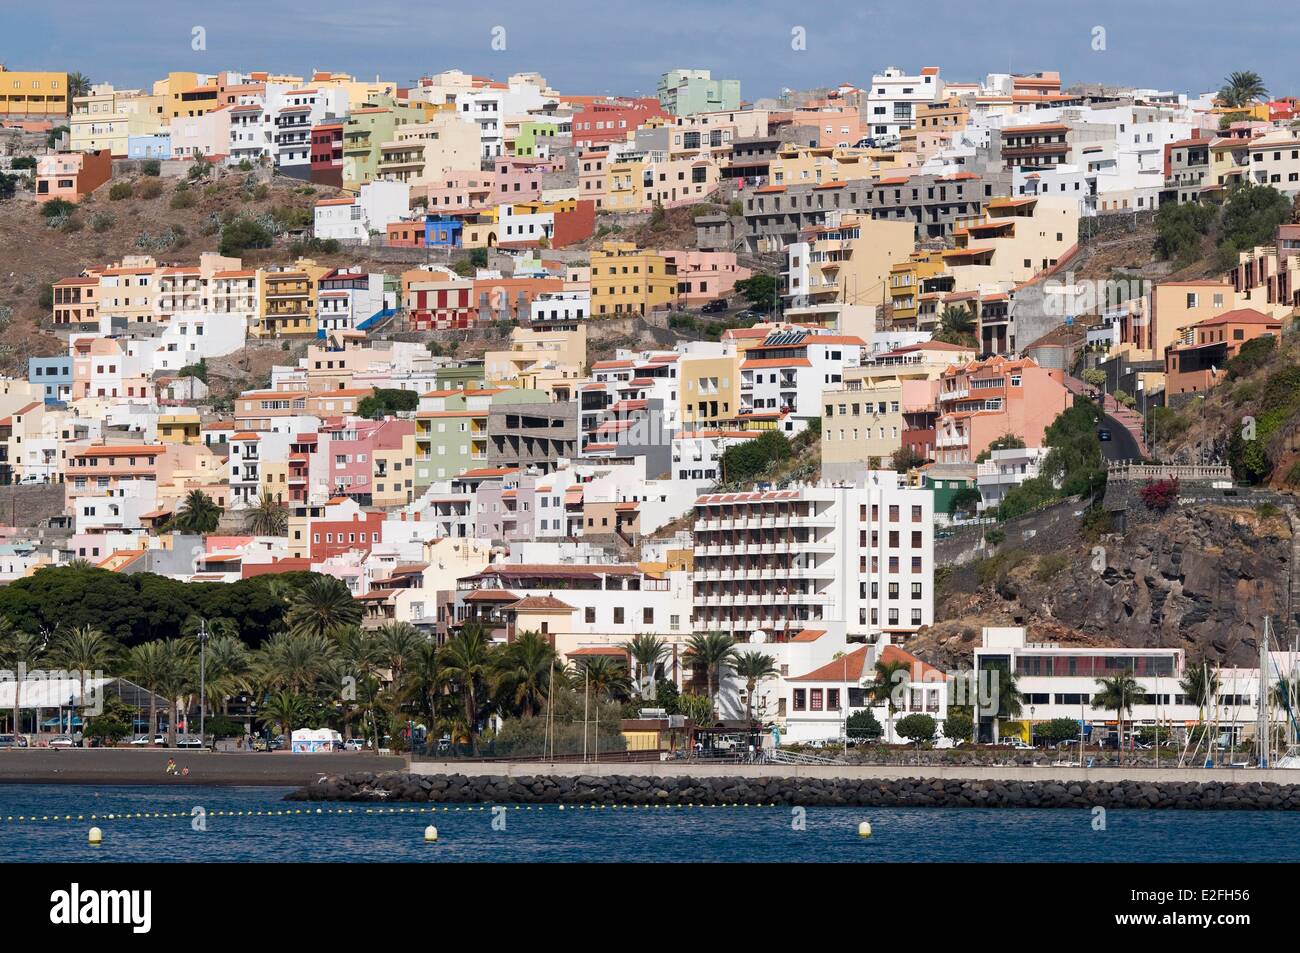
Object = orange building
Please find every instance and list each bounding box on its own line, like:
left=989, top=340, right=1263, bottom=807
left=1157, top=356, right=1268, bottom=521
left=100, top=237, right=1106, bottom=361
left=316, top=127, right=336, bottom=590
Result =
left=933, top=356, right=1071, bottom=464
left=1164, top=308, right=1282, bottom=395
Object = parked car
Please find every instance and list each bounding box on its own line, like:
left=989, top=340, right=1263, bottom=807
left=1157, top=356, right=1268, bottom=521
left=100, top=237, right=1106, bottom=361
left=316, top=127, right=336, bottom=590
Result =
left=175, top=735, right=205, bottom=749
left=735, top=309, right=762, bottom=321
left=47, top=734, right=76, bottom=748
left=0, top=734, right=29, bottom=749
left=130, top=734, right=165, bottom=746
left=343, top=738, right=368, bottom=752
left=251, top=737, right=269, bottom=752
left=701, top=298, right=728, bottom=314
left=1003, top=738, right=1033, bottom=750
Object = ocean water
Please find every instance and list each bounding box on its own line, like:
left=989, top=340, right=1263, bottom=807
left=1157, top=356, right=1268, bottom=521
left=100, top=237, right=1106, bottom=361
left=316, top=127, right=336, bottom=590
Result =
left=1, top=783, right=1297, bottom=862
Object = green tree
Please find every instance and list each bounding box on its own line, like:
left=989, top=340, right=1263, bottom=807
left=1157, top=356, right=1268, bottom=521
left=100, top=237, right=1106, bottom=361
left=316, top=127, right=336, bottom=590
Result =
left=975, top=433, right=1026, bottom=464
left=171, top=490, right=222, bottom=534
left=0, top=627, right=45, bottom=737
left=574, top=655, right=631, bottom=703
left=985, top=661, right=1022, bottom=744
left=124, top=641, right=169, bottom=744
left=732, top=274, right=777, bottom=313
left=684, top=632, right=737, bottom=707
left=846, top=708, right=883, bottom=740
left=438, top=624, right=494, bottom=754
left=891, top=446, right=926, bottom=472
left=258, top=689, right=312, bottom=747
left=357, top=387, right=420, bottom=419
left=732, top=650, right=779, bottom=726
left=895, top=713, right=936, bottom=744
left=156, top=638, right=196, bottom=747
left=494, top=630, right=561, bottom=718
left=719, top=429, right=791, bottom=484
left=676, top=692, right=715, bottom=726
left=84, top=695, right=133, bottom=746
left=245, top=494, right=289, bottom=536
left=941, top=707, right=973, bottom=743
left=285, top=576, right=362, bottom=640
left=1218, top=70, right=1267, bottom=108
left=255, top=630, right=336, bottom=695
left=621, top=633, right=669, bottom=697
left=869, top=657, right=910, bottom=743
left=1180, top=662, right=1220, bottom=725
left=1092, top=671, right=1143, bottom=761
left=933, top=305, right=977, bottom=347
left=48, top=624, right=119, bottom=707
left=219, top=218, right=273, bottom=256
left=68, top=72, right=92, bottom=98
left=1035, top=717, right=1080, bottom=746
left=374, top=621, right=423, bottom=700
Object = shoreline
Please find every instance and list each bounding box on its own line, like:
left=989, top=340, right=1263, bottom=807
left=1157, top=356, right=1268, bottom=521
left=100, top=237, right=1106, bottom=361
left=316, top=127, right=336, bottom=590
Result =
left=0, top=748, right=406, bottom=786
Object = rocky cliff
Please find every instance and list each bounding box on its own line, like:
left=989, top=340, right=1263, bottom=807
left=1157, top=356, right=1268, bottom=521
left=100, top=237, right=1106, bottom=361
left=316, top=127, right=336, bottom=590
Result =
left=916, top=503, right=1293, bottom=668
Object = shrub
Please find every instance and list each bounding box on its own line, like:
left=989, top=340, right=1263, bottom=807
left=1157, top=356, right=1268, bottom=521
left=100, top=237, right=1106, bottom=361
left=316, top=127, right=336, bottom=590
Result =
left=1138, top=477, right=1180, bottom=511
left=170, top=189, right=196, bottom=210
left=140, top=159, right=161, bottom=177
left=1032, top=553, right=1069, bottom=583
left=976, top=548, right=1028, bottom=587
left=219, top=218, right=273, bottom=256
left=40, top=198, right=74, bottom=218
left=108, top=182, right=133, bottom=201
left=845, top=708, right=883, bottom=740
left=942, top=708, right=973, bottom=742
left=1079, top=505, right=1112, bottom=541
left=89, top=211, right=114, bottom=233
left=1035, top=718, right=1079, bottom=745
left=895, top=713, right=937, bottom=744
left=138, top=178, right=163, bottom=199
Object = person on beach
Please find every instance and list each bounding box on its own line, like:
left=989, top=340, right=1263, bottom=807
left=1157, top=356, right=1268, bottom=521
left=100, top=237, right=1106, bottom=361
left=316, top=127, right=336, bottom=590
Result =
left=165, top=758, right=177, bottom=775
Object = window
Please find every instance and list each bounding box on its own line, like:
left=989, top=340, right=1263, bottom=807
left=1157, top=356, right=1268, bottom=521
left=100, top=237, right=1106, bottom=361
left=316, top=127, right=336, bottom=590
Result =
left=810, top=689, right=824, bottom=711
left=643, top=607, right=654, bottom=625
left=613, top=607, right=624, bottom=625
left=793, top=689, right=807, bottom=711
left=585, top=607, right=595, bottom=623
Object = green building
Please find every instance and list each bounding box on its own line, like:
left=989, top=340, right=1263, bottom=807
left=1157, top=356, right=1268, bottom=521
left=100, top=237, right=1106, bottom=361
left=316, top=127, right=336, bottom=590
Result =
left=657, top=69, right=741, bottom=117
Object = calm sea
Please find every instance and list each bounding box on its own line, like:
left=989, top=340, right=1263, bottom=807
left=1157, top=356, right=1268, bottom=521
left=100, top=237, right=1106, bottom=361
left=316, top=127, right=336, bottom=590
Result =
left=1, top=783, right=1296, bottom=862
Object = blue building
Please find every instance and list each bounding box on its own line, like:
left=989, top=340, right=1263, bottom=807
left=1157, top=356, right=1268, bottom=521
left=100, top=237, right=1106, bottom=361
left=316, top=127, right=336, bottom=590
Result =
left=28, top=356, right=72, bottom=403
left=424, top=215, right=464, bottom=248
left=127, top=134, right=171, bottom=160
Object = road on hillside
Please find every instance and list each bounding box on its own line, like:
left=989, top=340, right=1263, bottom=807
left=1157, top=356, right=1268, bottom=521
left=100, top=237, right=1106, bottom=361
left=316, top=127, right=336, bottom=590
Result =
left=1099, top=412, right=1142, bottom=463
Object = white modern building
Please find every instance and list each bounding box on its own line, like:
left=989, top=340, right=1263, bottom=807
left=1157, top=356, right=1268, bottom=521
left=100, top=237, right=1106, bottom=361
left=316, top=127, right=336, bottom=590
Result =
left=866, top=66, right=944, bottom=141
left=314, top=180, right=411, bottom=244
left=692, top=472, right=934, bottom=640
left=976, top=446, right=1049, bottom=512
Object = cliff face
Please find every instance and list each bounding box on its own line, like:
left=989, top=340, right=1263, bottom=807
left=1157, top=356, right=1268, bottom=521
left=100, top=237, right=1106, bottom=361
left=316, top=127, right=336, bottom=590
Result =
left=916, top=504, right=1293, bottom=669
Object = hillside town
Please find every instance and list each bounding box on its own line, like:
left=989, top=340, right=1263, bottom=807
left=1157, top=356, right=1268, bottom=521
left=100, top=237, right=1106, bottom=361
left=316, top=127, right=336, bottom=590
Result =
left=2, top=57, right=1300, bottom=762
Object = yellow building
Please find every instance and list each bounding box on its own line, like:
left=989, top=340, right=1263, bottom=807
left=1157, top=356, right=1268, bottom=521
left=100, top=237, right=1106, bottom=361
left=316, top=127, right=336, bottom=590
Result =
left=70, top=86, right=167, bottom=156
left=889, top=251, right=951, bottom=326
left=372, top=434, right=417, bottom=506
left=255, top=260, right=330, bottom=338
left=678, top=353, right=742, bottom=428
left=590, top=242, right=677, bottom=316
left=157, top=410, right=202, bottom=445
left=786, top=214, right=915, bottom=310
left=259, top=462, right=290, bottom=505
left=0, top=67, right=70, bottom=117
left=768, top=145, right=888, bottom=185
left=944, top=195, right=1079, bottom=292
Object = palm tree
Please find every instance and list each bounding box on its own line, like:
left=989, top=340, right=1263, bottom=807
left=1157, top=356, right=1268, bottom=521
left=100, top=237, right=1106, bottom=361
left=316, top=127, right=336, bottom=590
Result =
left=1218, top=71, right=1268, bottom=108
left=258, top=690, right=311, bottom=750
left=246, top=494, right=289, bottom=536
left=1180, top=662, right=1220, bottom=725
left=438, top=624, right=494, bottom=754
left=934, top=305, right=977, bottom=348
left=285, top=576, right=362, bottom=640
left=575, top=655, right=632, bottom=703
left=254, top=630, right=336, bottom=695
left=332, top=625, right=381, bottom=742
left=171, top=490, right=222, bottom=535
left=494, top=630, right=560, bottom=717
left=202, top=634, right=253, bottom=718
left=374, top=622, right=423, bottom=699
left=67, top=72, right=92, bottom=99
left=0, top=626, right=46, bottom=738
left=156, top=638, right=197, bottom=747
left=125, top=641, right=170, bottom=745
left=732, top=651, right=779, bottom=727
left=622, top=633, right=669, bottom=697
left=989, top=662, right=1023, bottom=745
left=684, top=632, right=737, bottom=707
left=48, top=624, right=119, bottom=714
left=406, top=640, right=446, bottom=748
left=870, top=657, right=910, bottom=743
left=1092, top=671, right=1142, bottom=761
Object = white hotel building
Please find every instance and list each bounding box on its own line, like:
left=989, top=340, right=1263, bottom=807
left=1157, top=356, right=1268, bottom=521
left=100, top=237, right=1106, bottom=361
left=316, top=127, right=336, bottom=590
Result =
left=692, top=473, right=934, bottom=641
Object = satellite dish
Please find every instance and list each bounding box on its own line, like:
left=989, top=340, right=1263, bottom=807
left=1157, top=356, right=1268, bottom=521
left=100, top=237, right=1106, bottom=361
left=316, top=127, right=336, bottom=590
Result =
left=749, top=630, right=767, bottom=644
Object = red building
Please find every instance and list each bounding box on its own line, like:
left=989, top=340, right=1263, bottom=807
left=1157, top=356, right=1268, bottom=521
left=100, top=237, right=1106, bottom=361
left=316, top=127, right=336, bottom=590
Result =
left=570, top=99, right=667, bottom=149
left=306, top=509, right=386, bottom=561
left=310, top=122, right=344, bottom=188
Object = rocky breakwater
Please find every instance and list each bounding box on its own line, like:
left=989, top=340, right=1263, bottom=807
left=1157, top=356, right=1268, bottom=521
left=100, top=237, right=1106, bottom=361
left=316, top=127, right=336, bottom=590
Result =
left=287, top=771, right=1300, bottom=811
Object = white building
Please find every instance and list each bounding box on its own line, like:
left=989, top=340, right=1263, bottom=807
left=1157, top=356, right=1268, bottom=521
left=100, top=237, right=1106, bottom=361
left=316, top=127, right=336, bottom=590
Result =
left=529, top=291, right=590, bottom=325
left=976, top=446, right=1049, bottom=512
left=692, top=472, right=934, bottom=640
left=313, top=180, right=411, bottom=243
left=866, top=66, right=944, bottom=141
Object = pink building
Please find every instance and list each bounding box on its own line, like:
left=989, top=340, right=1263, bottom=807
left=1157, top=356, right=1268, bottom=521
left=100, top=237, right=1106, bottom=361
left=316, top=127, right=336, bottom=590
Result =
left=36, top=150, right=112, bottom=203
left=493, top=157, right=552, bottom=202
left=933, top=356, right=1070, bottom=464
left=317, top=416, right=414, bottom=503
left=413, top=170, right=496, bottom=212
left=170, top=106, right=231, bottom=160
left=70, top=337, right=151, bottom=400
left=664, top=250, right=752, bottom=305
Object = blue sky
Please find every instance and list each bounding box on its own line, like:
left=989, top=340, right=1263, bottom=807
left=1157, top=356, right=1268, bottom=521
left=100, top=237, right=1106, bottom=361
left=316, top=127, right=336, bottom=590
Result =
left=1, top=0, right=1294, bottom=100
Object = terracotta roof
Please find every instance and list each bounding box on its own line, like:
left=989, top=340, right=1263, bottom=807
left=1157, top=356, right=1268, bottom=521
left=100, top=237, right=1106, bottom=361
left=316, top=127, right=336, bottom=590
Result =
left=462, top=588, right=522, bottom=602
left=506, top=595, right=576, bottom=611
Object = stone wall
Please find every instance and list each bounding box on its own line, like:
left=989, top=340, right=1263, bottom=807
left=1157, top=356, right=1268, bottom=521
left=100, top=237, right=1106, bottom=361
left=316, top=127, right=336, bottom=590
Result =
left=0, top=483, right=66, bottom=528
left=289, top=770, right=1300, bottom=811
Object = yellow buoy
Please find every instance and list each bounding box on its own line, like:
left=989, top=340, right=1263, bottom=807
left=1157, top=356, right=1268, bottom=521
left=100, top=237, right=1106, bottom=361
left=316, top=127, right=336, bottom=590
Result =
left=88, top=826, right=104, bottom=846
left=424, top=825, right=439, bottom=843
left=858, top=821, right=872, bottom=838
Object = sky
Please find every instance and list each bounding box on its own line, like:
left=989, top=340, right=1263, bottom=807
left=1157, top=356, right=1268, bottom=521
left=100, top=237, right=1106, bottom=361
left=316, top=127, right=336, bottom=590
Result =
left=1, top=0, right=1296, bottom=101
